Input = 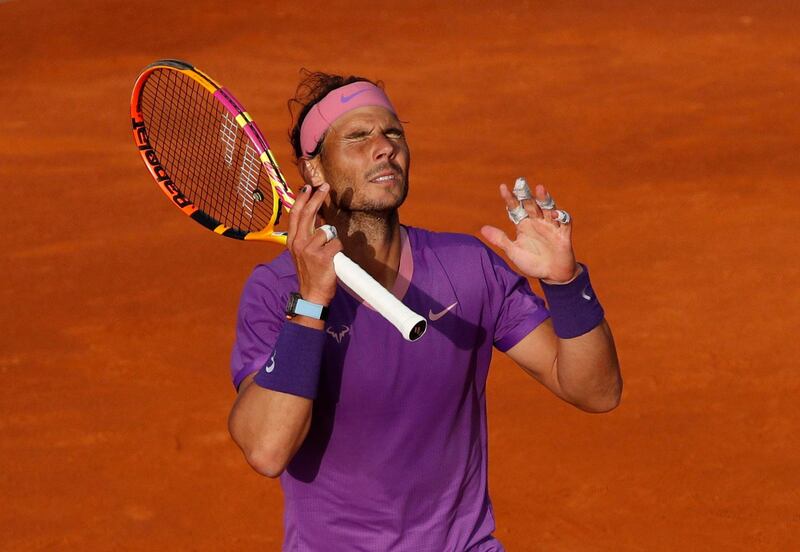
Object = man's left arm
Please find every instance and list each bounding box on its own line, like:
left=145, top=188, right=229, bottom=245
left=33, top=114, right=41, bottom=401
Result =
left=481, top=178, right=622, bottom=412
left=506, top=315, right=621, bottom=413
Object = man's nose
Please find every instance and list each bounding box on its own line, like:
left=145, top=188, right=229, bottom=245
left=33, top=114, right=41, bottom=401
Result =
left=372, top=133, right=396, bottom=160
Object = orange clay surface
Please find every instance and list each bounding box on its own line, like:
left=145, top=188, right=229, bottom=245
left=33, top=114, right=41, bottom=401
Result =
left=1, top=1, right=799, bottom=550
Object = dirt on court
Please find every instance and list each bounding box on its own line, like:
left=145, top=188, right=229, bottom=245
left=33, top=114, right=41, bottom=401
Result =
left=1, top=1, right=798, bottom=550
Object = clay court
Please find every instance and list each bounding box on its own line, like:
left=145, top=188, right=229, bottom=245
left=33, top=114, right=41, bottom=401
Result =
left=2, top=0, right=798, bottom=549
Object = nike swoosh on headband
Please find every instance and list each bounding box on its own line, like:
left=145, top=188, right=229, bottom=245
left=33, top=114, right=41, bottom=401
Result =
left=340, top=88, right=370, bottom=103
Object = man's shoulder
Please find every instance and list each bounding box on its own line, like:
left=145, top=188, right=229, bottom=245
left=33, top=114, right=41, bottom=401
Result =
left=241, top=251, right=297, bottom=301
left=253, top=250, right=297, bottom=278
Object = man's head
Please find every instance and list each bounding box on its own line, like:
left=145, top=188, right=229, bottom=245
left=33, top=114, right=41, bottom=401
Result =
left=288, top=71, right=410, bottom=214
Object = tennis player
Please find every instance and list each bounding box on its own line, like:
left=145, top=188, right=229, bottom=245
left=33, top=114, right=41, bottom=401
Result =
left=228, top=72, right=622, bottom=551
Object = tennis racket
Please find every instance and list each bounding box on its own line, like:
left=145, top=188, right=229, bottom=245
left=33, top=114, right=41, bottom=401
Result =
left=130, top=59, right=426, bottom=341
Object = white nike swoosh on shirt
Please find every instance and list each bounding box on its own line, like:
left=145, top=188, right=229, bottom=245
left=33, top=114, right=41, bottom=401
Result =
left=429, top=302, right=458, bottom=321
left=581, top=285, right=593, bottom=301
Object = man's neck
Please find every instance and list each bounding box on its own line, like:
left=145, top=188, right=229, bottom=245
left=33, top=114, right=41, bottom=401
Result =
left=327, top=209, right=402, bottom=291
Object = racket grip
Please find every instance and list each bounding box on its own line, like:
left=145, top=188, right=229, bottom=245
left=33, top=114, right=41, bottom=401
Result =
left=332, top=252, right=427, bottom=341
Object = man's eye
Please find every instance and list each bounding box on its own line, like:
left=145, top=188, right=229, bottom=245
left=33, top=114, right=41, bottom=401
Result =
left=386, top=129, right=404, bottom=138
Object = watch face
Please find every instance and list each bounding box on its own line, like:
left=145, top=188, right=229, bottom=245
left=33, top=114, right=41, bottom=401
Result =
left=284, top=292, right=327, bottom=321
left=285, top=292, right=301, bottom=317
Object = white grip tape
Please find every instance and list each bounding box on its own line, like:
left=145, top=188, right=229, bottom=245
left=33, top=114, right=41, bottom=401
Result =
left=333, top=252, right=427, bottom=341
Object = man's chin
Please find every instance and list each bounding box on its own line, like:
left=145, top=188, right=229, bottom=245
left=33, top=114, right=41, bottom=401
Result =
left=350, top=201, right=404, bottom=215
left=351, top=188, right=408, bottom=213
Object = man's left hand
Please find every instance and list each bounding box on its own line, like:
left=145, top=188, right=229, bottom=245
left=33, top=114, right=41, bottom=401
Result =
left=480, top=181, right=579, bottom=284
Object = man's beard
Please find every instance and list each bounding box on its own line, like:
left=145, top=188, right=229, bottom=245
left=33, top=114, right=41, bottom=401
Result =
left=323, top=161, right=409, bottom=214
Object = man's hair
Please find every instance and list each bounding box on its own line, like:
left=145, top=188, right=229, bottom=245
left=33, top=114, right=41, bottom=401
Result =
left=288, top=70, right=383, bottom=160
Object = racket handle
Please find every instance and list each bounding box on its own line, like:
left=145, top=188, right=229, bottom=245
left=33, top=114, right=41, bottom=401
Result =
left=332, top=252, right=427, bottom=341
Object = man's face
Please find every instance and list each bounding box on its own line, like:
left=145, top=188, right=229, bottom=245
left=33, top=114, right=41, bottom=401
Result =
left=315, top=106, right=410, bottom=213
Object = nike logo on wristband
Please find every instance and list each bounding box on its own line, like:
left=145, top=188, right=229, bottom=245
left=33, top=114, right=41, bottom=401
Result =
left=581, top=285, right=593, bottom=301
left=264, top=352, right=276, bottom=373
left=340, top=89, right=369, bottom=103
left=429, top=302, right=458, bottom=321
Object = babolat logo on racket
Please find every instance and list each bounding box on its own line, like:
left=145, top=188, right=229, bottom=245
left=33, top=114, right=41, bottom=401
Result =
left=132, top=119, right=193, bottom=209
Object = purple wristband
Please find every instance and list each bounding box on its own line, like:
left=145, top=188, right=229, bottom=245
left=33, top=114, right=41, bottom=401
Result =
left=252, top=321, right=325, bottom=399
left=540, top=263, right=605, bottom=338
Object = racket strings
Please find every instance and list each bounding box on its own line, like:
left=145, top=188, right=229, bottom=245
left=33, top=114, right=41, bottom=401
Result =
left=139, top=69, right=277, bottom=234
left=149, top=69, right=225, bottom=221
left=145, top=69, right=243, bottom=225
left=144, top=70, right=229, bottom=222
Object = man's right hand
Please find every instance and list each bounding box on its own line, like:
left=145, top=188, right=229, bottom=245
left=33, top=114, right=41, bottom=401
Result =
left=286, top=183, right=343, bottom=307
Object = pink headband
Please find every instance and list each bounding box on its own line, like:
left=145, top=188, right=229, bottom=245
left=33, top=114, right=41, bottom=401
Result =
left=299, top=81, right=396, bottom=157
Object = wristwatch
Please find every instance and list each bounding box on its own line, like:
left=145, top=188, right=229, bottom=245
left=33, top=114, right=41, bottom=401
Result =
left=285, top=292, right=329, bottom=321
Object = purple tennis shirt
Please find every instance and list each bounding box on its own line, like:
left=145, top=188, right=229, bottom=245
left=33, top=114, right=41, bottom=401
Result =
left=231, top=226, right=550, bottom=551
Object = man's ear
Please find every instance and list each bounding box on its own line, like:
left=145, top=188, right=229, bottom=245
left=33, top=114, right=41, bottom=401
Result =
left=299, top=157, right=325, bottom=187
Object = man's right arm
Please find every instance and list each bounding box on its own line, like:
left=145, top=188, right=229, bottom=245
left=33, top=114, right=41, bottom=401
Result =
left=228, top=313, right=325, bottom=478
left=228, top=184, right=338, bottom=478
left=228, top=366, right=314, bottom=479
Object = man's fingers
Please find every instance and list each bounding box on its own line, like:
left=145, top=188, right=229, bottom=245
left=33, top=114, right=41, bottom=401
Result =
left=307, top=223, right=336, bottom=249
left=534, top=184, right=556, bottom=211
left=480, top=225, right=514, bottom=252
left=296, top=183, right=330, bottom=237
left=321, top=233, right=344, bottom=254
left=502, top=183, right=542, bottom=219
left=319, top=224, right=337, bottom=242
left=286, top=185, right=307, bottom=243
left=499, top=184, right=518, bottom=210
left=287, top=184, right=313, bottom=245
left=546, top=209, right=574, bottom=235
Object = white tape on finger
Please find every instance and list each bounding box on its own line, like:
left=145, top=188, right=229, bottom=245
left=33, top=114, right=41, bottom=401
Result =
left=554, top=209, right=571, bottom=224
left=536, top=195, right=556, bottom=210
left=507, top=204, right=529, bottom=224
left=513, top=177, right=533, bottom=201
left=319, top=224, right=337, bottom=242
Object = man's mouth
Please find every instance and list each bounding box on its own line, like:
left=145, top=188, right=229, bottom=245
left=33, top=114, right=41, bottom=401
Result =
left=369, top=170, right=400, bottom=183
